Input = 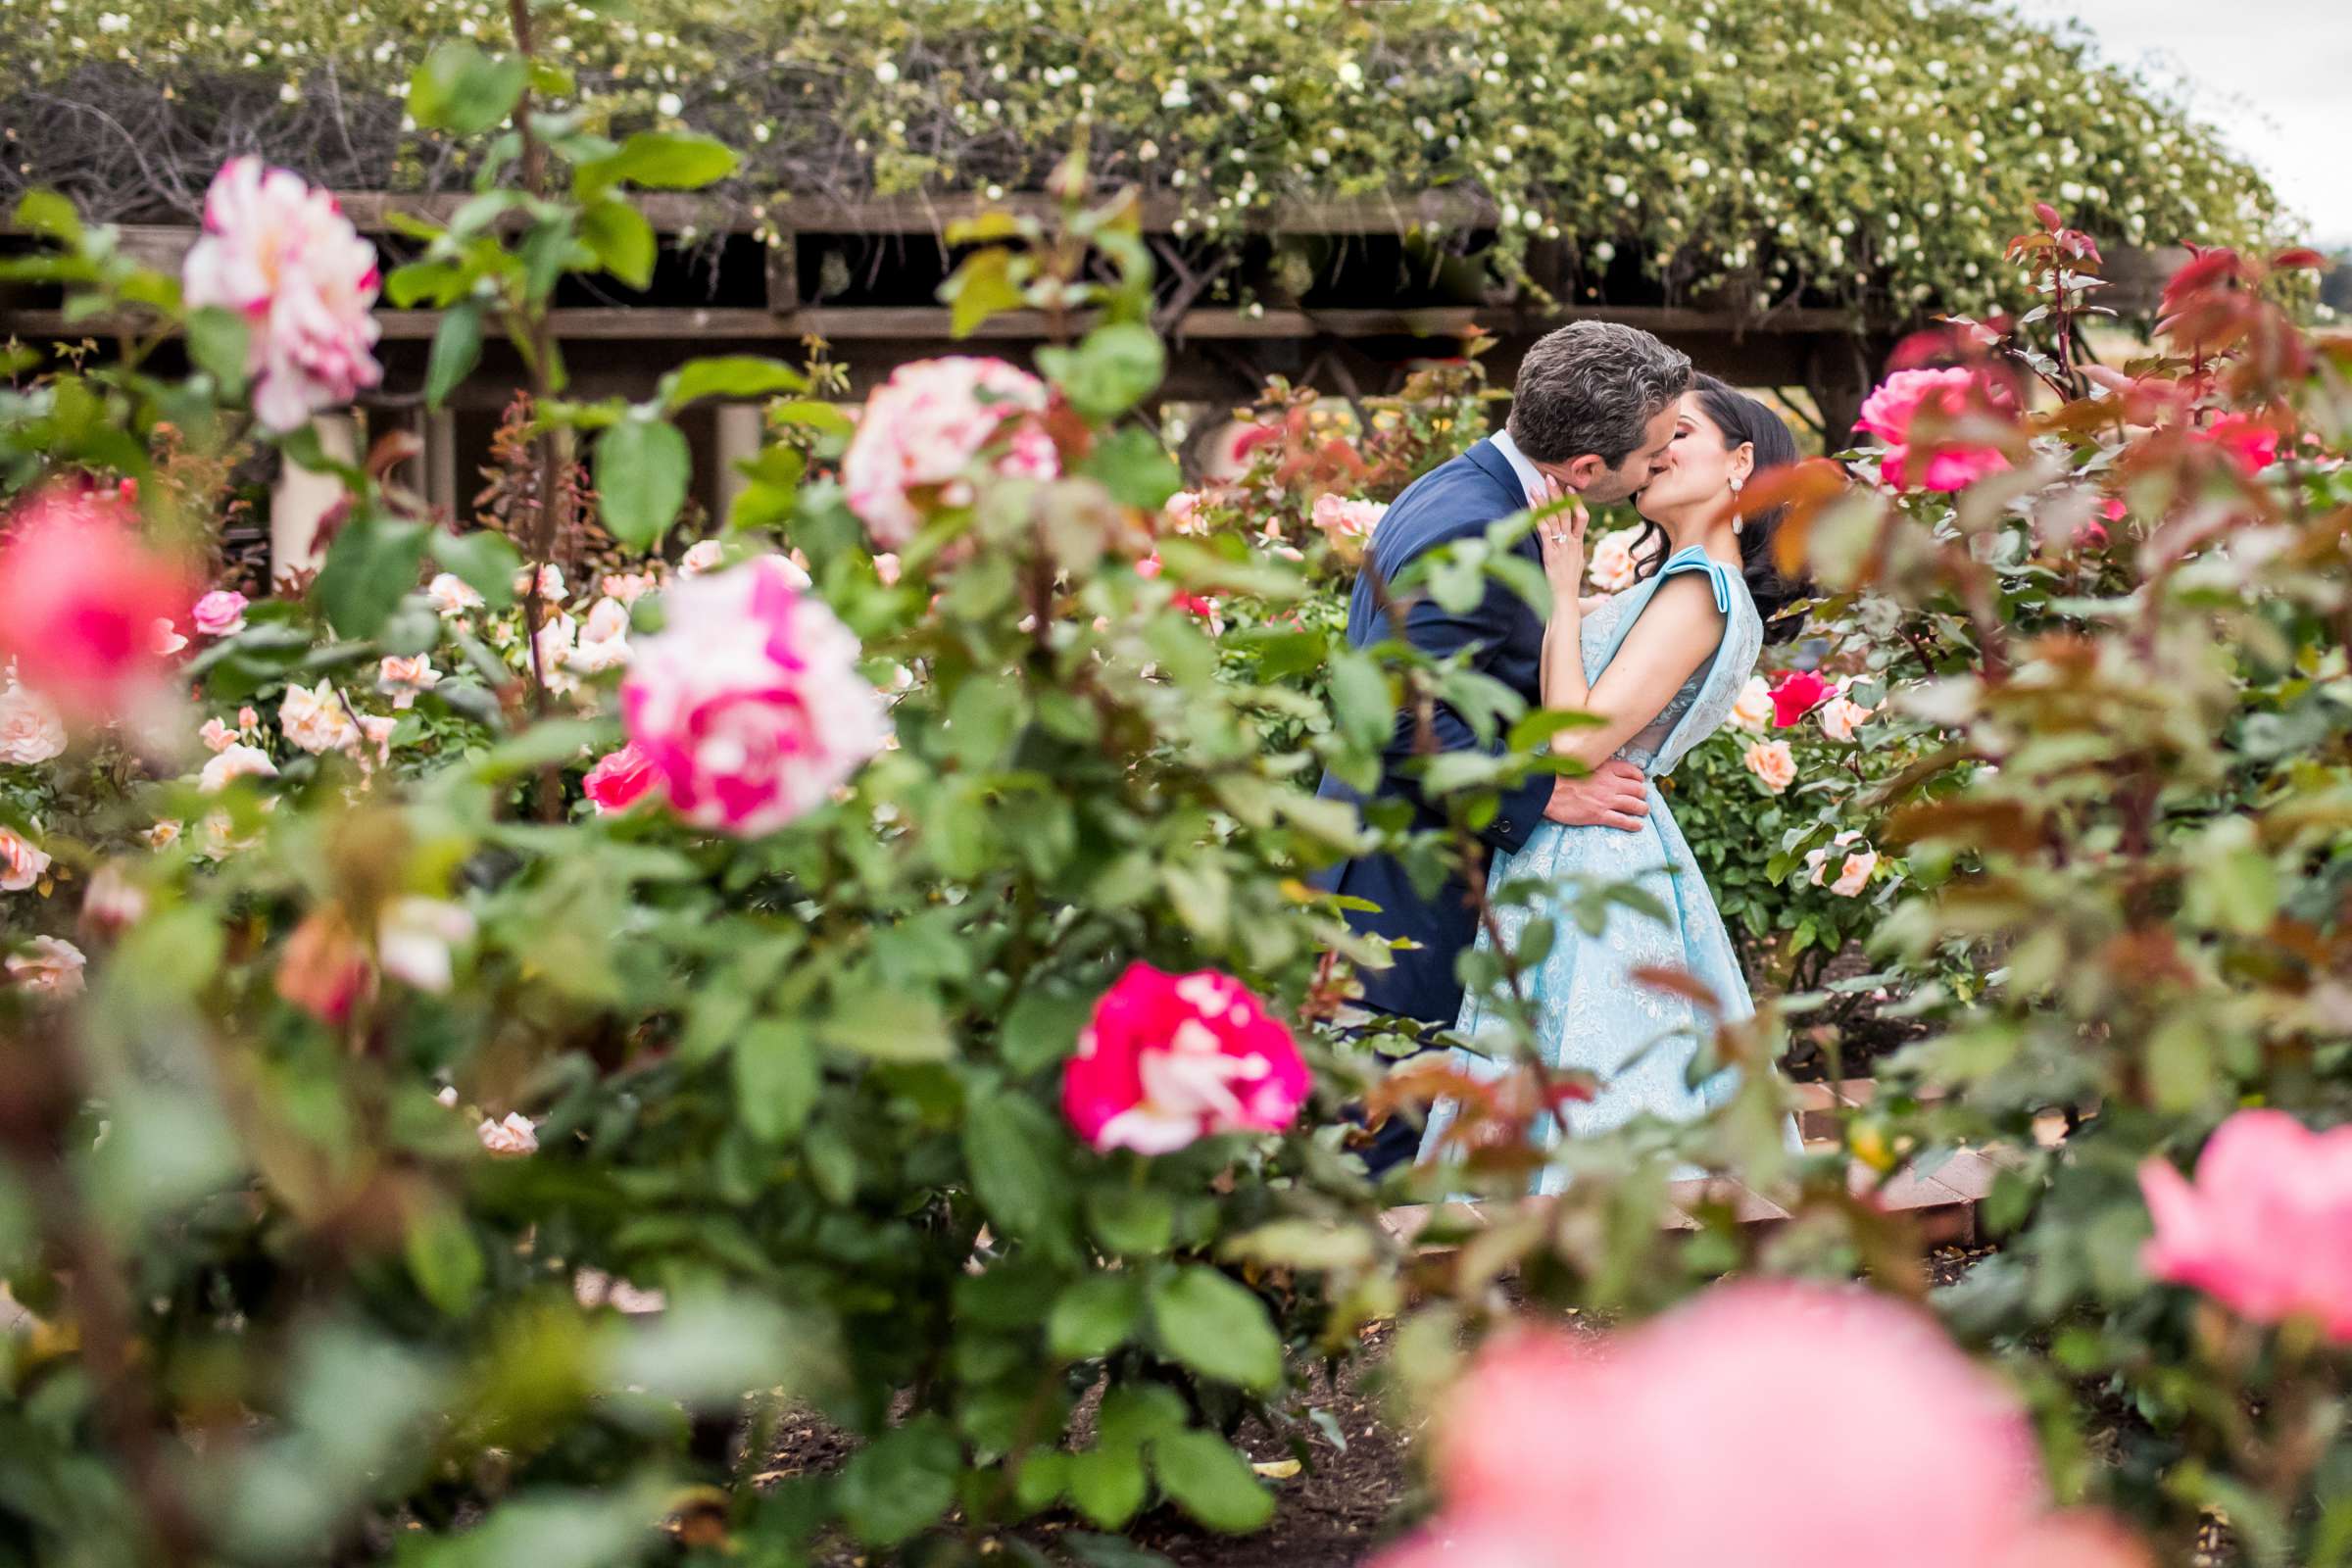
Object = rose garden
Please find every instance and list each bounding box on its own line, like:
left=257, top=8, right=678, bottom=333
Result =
left=1, top=0, right=2350, bottom=1564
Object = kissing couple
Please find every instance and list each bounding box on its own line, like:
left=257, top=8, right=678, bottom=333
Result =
left=1312, top=320, right=1808, bottom=1189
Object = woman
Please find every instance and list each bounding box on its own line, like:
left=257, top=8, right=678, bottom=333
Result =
left=1419, top=375, right=1807, bottom=1190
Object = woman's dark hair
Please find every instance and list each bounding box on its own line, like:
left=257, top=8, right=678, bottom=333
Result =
left=1628, top=373, right=1811, bottom=644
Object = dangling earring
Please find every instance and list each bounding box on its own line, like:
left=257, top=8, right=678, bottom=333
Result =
left=1729, top=475, right=1744, bottom=534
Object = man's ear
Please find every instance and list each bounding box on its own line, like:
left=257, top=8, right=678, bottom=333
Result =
left=1560, top=454, right=1608, bottom=491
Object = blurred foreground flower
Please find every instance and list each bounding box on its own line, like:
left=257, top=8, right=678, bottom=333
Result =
left=1587, top=527, right=1639, bottom=592
left=0, top=481, right=193, bottom=720
left=583, top=741, right=660, bottom=813
left=2140, top=1109, right=2352, bottom=1342
left=477, top=1112, right=539, bottom=1156
left=1373, top=1281, right=2146, bottom=1568
left=181, top=157, right=383, bottom=432
left=842, top=356, right=1058, bottom=549
left=1855, top=367, right=2015, bottom=493
left=619, top=556, right=889, bottom=836
left=1062, top=962, right=1309, bottom=1154
left=7, top=935, right=86, bottom=999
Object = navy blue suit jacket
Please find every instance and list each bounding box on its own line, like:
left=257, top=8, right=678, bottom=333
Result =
left=1312, top=438, right=1554, bottom=1026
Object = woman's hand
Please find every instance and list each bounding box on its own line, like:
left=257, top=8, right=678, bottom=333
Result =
left=1533, top=476, right=1589, bottom=603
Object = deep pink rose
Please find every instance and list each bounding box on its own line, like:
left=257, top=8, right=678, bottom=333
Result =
left=0, top=481, right=193, bottom=715
left=1854, top=368, right=2015, bottom=493
left=1768, top=669, right=1833, bottom=728
left=181, top=158, right=383, bottom=432
left=619, top=556, right=889, bottom=836
left=583, top=741, right=661, bottom=813
left=2201, top=414, right=2281, bottom=477
left=2140, top=1109, right=2352, bottom=1341
left=1061, top=962, right=1310, bottom=1154
left=1377, top=1281, right=2141, bottom=1568
left=840, top=357, right=1058, bottom=549
left=192, top=589, right=249, bottom=637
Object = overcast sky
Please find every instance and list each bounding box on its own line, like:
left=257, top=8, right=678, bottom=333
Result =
left=2014, top=0, right=2352, bottom=245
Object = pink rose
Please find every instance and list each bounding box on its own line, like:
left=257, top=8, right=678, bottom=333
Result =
left=276, top=906, right=373, bottom=1024
left=1310, top=493, right=1387, bottom=545
left=1587, top=527, right=1640, bottom=592
left=2140, top=1109, right=2352, bottom=1341
left=376, top=655, right=440, bottom=709
left=1384, top=1281, right=2137, bottom=1568
left=677, top=539, right=726, bottom=577
left=1163, top=490, right=1205, bottom=535
left=1741, top=739, right=1796, bottom=794
left=0, top=682, right=68, bottom=765
left=7, top=935, right=86, bottom=1000
left=192, top=589, right=249, bottom=637
left=0, top=481, right=193, bottom=716
left=1818, top=695, right=1872, bottom=743
left=1854, top=368, right=2015, bottom=493
left=181, top=158, right=382, bottom=432
left=1768, top=669, right=1833, bottom=728
left=426, top=572, right=484, bottom=616
left=199, top=742, right=278, bottom=793
left=198, top=716, right=237, bottom=753
left=79, top=859, right=148, bottom=936
left=278, top=679, right=360, bottom=754
left=151, top=619, right=189, bottom=658
left=841, top=357, right=1058, bottom=549
left=1061, top=962, right=1310, bottom=1154
left=583, top=741, right=661, bottom=813
left=2201, top=413, right=2281, bottom=477
left=619, top=556, right=890, bottom=836
left=477, top=1111, right=539, bottom=1156
left=1830, top=848, right=1879, bottom=897
left=599, top=570, right=659, bottom=606
left=0, top=825, right=51, bottom=892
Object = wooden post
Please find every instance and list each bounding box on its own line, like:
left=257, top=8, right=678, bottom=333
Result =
left=270, top=413, right=358, bottom=587
left=423, top=408, right=459, bottom=518
left=712, top=402, right=763, bottom=524
left=764, top=230, right=799, bottom=315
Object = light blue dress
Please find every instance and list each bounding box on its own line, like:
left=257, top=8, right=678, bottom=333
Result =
left=1418, top=545, right=1796, bottom=1192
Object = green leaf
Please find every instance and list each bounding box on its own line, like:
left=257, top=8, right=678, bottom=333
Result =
left=1086, top=1188, right=1175, bottom=1256
left=998, top=985, right=1095, bottom=1076
left=427, top=528, right=522, bottom=610
left=577, top=131, right=739, bottom=202
left=577, top=199, right=656, bottom=291
left=405, top=1206, right=484, bottom=1316
left=600, top=1292, right=805, bottom=1405
left=1036, top=321, right=1165, bottom=418
left=409, top=42, right=527, bottom=136
left=1151, top=1429, right=1276, bottom=1533
left=726, top=444, right=805, bottom=534
left=1327, top=649, right=1394, bottom=753
left=818, top=987, right=953, bottom=1061
left=941, top=247, right=1026, bottom=338
left=14, top=189, right=81, bottom=244
left=594, top=416, right=690, bottom=550
left=1148, top=1268, right=1282, bottom=1392
left=315, top=511, right=430, bottom=639
left=425, top=300, right=485, bottom=409
left=835, top=1417, right=959, bottom=1546
left=1049, top=1274, right=1142, bottom=1360
left=186, top=306, right=249, bottom=399
left=1078, top=427, right=1183, bottom=511
left=1014, top=1450, right=1072, bottom=1513
left=963, top=1090, right=1077, bottom=1252
left=661, top=355, right=807, bottom=411
left=734, top=1019, right=820, bottom=1143
left=1068, top=1444, right=1149, bottom=1530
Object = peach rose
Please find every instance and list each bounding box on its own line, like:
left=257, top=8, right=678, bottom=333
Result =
left=1741, top=738, right=1796, bottom=794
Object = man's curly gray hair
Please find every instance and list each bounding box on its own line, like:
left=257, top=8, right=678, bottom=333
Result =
left=1505, top=321, right=1693, bottom=467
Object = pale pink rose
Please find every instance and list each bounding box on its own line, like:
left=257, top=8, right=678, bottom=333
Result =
left=477, top=1111, right=539, bottom=1157
left=1741, top=738, right=1796, bottom=794
left=1805, top=830, right=1863, bottom=889
left=1854, top=367, right=2015, bottom=493
left=1310, top=493, right=1387, bottom=544
left=619, top=555, right=890, bottom=836
left=181, top=158, right=382, bottom=432
left=237, top=706, right=261, bottom=735
left=599, top=570, right=659, bottom=605
left=0, top=481, right=193, bottom=716
left=1727, top=675, right=1773, bottom=734
left=356, top=713, right=397, bottom=768
left=1061, top=962, right=1310, bottom=1154
left=151, top=619, right=188, bottom=658
left=6, top=935, right=85, bottom=999
left=2140, top=1109, right=2352, bottom=1341
left=376, top=654, right=440, bottom=709
left=143, top=818, right=184, bottom=850
left=841, top=357, right=1058, bottom=549
left=564, top=597, right=633, bottom=675
left=1830, top=848, right=1879, bottom=897
left=1400, top=1281, right=2093, bottom=1568
left=531, top=612, right=582, bottom=694
left=278, top=680, right=361, bottom=754
left=79, top=859, right=148, bottom=936
left=191, top=589, right=249, bottom=637
left=200, top=742, right=279, bottom=792
left=425, top=572, right=484, bottom=616
left=0, top=825, right=51, bottom=891
left=434, top=1084, right=459, bottom=1107
left=871, top=552, right=902, bottom=586
left=1818, top=695, right=1873, bottom=743
left=1587, top=527, right=1640, bottom=592
left=582, top=741, right=661, bottom=812
left=377, top=896, right=474, bottom=993
left=514, top=563, right=566, bottom=603
left=0, top=683, right=68, bottom=764
left=276, top=906, right=370, bottom=1023
left=199, top=716, right=238, bottom=753
left=1163, top=489, right=1205, bottom=535
left=677, top=538, right=726, bottom=576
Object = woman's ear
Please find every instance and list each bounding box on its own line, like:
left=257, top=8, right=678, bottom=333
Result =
left=1730, top=442, right=1756, bottom=488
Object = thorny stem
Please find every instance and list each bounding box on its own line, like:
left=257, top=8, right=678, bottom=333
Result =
left=507, top=0, right=568, bottom=821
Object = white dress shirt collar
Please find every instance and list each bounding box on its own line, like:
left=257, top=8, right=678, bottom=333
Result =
left=1487, top=428, right=1549, bottom=507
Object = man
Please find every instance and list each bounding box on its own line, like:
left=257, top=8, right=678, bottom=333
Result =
left=1312, top=320, right=1693, bottom=1173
